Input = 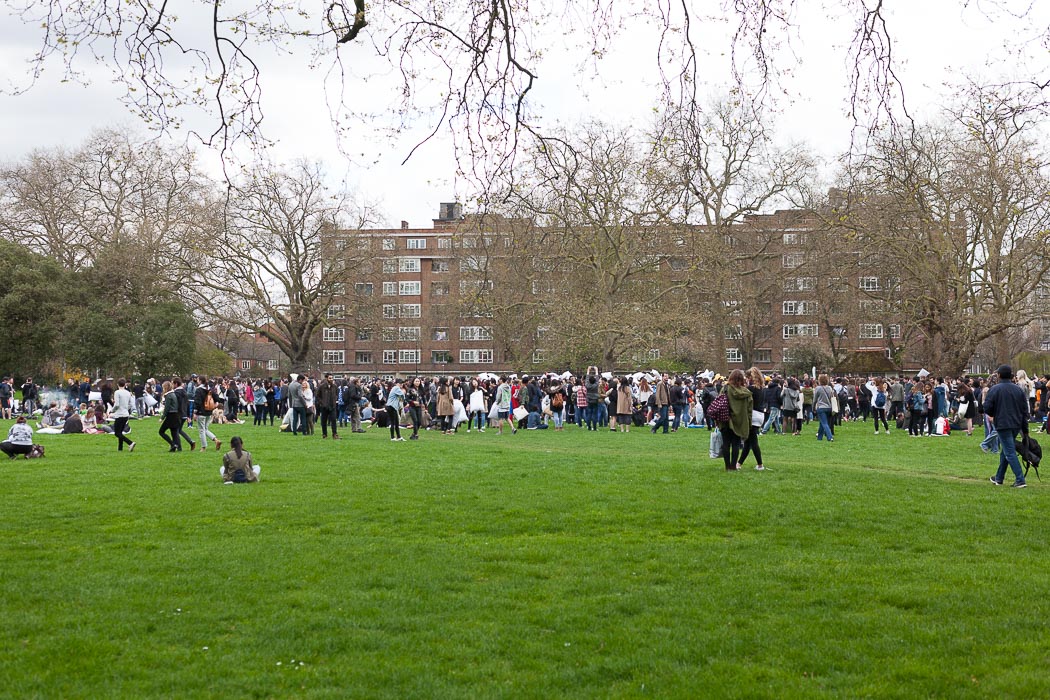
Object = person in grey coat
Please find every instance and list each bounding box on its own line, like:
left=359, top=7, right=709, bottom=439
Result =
left=287, top=374, right=306, bottom=435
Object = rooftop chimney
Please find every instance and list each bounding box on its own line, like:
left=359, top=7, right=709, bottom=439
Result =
left=400, top=220, right=409, bottom=230
left=437, top=202, right=462, bottom=221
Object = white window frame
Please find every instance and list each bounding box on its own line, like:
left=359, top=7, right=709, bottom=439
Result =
left=240, top=360, right=251, bottom=370
left=437, top=238, right=452, bottom=249
left=355, top=352, right=373, bottom=365
left=431, top=260, right=449, bottom=272
left=398, top=258, right=421, bottom=273
left=267, top=359, right=279, bottom=371
left=399, top=281, right=421, bottom=296
left=382, top=238, right=396, bottom=251
left=399, top=304, right=421, bottom=318
left=406, top=238, right=427, bottom=250
left=859, top=323, right=884, bottom=339
left=398, top=349, right=421, bottom=364
left=459, top=326, right=494, bottom=341
left=326, top=304, right=345, bottom=320
left=783, top=324, right=819, bottom=339
left=398, top=326, right=421, bottom=342
left=859, top=276, right=881, bottom=291
left=322, top=350, right=345, bottom=365
left=726, top=348, right=743, bottom=363
left=782, top=253, right=805, bottom=269
left=382, top=260, right=397, bottom=274
left=382, top=304, right=397, bottom=319
left=323, top=327, right=346, bottom=342
left=889, top=324, right=902, bottom=339
left=382, top=350, right=397, bottom=364
left=354, top=282, right=373, bottom=296
left=382, top=281, right=397, bottom=296
left=459, top=349, right=494, bottom=364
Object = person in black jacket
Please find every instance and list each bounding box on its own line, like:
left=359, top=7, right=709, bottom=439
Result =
left=172, top=378, right=197, bottom=450
left=985, top=364, right=1029, bottom=488
left=737, top=367, right=767, bottom=470
left=669, top=379, right=687, bottom=432
left=760, top=379, right=783, bottom=435
left=314, top=373, right=340, bottom=439
left=193, top=378, right=222, bottom=452
left=347, top=377, right=364, bottom=433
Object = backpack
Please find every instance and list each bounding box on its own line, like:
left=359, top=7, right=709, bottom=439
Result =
left=874, top=391, right=887, bottom=409
left=232, top=467, right=249, bottom=483
left=27, top=444, right=45, bottom=459
left=707, top=393, right=731, bottom=424
left=203, top=392, right=217, bottom=412
left=551, top=391, right=564, bottom=410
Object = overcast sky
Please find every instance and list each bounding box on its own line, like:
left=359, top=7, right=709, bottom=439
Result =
left=0, top=1, right=1047, bottom=228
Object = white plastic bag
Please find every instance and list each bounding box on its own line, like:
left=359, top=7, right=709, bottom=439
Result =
left=709, top=428, right=723, bottom=458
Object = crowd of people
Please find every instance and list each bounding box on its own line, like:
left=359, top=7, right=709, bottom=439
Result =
left=1, top=365, right=1045, bottom=487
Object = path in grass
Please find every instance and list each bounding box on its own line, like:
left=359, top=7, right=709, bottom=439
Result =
left=2, top=419, right=1046, bottom=698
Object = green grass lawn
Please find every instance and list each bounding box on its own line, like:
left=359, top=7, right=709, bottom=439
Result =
left=2, top=417, right=1047, bottom=698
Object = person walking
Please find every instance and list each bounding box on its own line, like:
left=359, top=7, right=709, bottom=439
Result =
left=194, top=379, right=222, bottom=452
left=737, top=367, right=766, bottom=470
left=158, top=381, right=183, bottom=452
left=722, top=369, right=752, bottom=470
left=813, top=374, right=835, bottom=442
left=985, top=365, right=1029, bottom=488
left=651, top=374, right=671, bottom=434
left=385, top=379, right=406, bottom=441
left=111, top=378, right=136, bottom=452
left=287, top=374, right=306, bottom=435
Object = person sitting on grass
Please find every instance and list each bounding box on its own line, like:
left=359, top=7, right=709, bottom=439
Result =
left=1, top=415, right=34, bottom=459
left=221, top=436, right=259, bottom=484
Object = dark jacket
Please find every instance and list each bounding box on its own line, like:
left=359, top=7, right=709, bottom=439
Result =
left=984, top=381, right=1029, bottom=431
left=585, top=375, right=601, bottom=406
left=315, top=380, right=337, bottom=411
left=175, top=387, right=190, bottom=418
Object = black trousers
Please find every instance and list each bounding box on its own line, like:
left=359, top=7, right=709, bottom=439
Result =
left=113, top=416, right=133, bottom=450
left=318, top=407, right=338, bottom=437
left=159, top=412, right=182, bottom=450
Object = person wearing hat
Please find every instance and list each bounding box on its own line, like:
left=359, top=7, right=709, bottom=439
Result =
left=984, top=365, right=1029, bottom=488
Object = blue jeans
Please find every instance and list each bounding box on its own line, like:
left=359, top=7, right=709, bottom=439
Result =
left=551, top=408, right=563, bottom=428
left=586, top=404, right=599, bottom=430
left=762, top=406, right=782, bottom=434
left=671, top=403, right=687, bottom=430
left=653, top=405, right=670, bottom=433
left=981, top=416, right=1000, bottom=453
left=527, top=411, right=547, bottom=429
left=816, top=407, right=833, bottom=440
left=994, top=428, right=1025, bottom=484
left=291, top=406, right=307, bottom=434
left=597, top=402, right=609, bottom=427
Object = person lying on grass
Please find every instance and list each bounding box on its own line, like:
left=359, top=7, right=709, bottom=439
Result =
left=221, top=436, right=260, bottom=484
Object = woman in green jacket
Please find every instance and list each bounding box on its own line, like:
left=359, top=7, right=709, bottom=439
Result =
left=722, top=369, right=753, bottom=471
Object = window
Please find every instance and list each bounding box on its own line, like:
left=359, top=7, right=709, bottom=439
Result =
left=431, top=260, right=449, bottom=272
left=332, top=238, right=348, bottom=251
left=532, top=349, right=546, bottom=364
left=354, top=282, right=373, bottom=296
left=398, top=327, right=420, bottom=341
left=432, top=350, right=452, bottom=364
left=459, top=349, right=494, bottom=364
left=382, top=238, right=396, bottom=250
left=398, top=258, right=421, bottom=273
left=531, top=279, right=554, bottom=295
left=433, top=327, right=449, bottom=341
left=460, top=326, right=494, bottom=341
left=355, top=351, right=373, bottom=364
left=356, top=329, right=373, bottom=341
left=726, top=348, right=742, bottom=363
left=382, top=281, right=397, bottom=296
left=323, top=327, right=345, bottom=342
left=646, top=349, right=661, bottom=361
left=459, top=256, right=486, bottom=272
left=322, top=350, right=345, bottom=365
left=889, top=324, right=902, bottom=339
left=782, top=347, right=798, bottom=363
left=399, top=349, right=421, bottom=364
left=831, top=326, right=848, bottom=338
left=381, top=327, right=396, bottom=342
left=382, top=304, right=397, bottom=319
left=858, top=299, right=885, bottom=312
left=326, top=304, right=345, bottom=320
left=399, top=281, right=421, bottom=296
left=724, top=325, right=743, bottom=340
left=784, top=277, right=816, bottom=292
left=784, top=301, right=818, bottom=316
left=782, top=253, right=805, bottom=269
left=431, top=282, right=449, bottom=296
left=754, top=349, right=772, bottom=364
left=407, top=238, right=426, bottom=250
left=399, top=304, right=421, bottom=318
left=783, top=324, right=818, bottom=338
left=241, top=360, right=251, bottom=370
left=668, top=258, right=688, bottom=271
left=382, top=260, right=397, bottom=274
left=783, top=232, right=808, bottom=246
left=859, top=276, right=881, bottom=291
left=860, top=323, right=884, bottom=339
left=459, top=279, right=494, bottom=293
left=332, top=283, right=346, bottom=296
left=267, top=359, right=278, bottom=371
left=437, top=238, right=452, bottom=249
left=382, top=350, right=397, bottom=364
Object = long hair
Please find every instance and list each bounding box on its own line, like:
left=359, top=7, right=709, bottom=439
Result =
left=728, top=369, right=746, bottom=387
left=230, top=436, right=243, bottom=459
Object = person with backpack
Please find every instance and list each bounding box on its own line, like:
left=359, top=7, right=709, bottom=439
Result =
left=549, top=380, right=566, bottom=430
left=194, top=378, right=222, bottom=452
left=221, top=436, right=259, bottom=483
left=872, top=380, right=890, bottom=434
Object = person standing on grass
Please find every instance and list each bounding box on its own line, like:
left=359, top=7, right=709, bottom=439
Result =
left=736, top=367, right=766, bottom=471
left=616, top=377, right=634, bottom=433
left=287, top=374, right=305, bottom=435
left=722, top=369, right=751, bottom=470
left=813, top=374, right=835, bottom=442
left=385, top=379, right=406, bottom=442
left=985, top=365, right=1029, bottom=488
left=651, top=373, right=671, bottom=434
left=315, top=373, right=340, bottom=440
left=405, top=376, right=424, bottom=440
left=111, top=378, right=136, bottom=452
left=495, top=376, right=514, bottom=435
left=871, top=380, right=890, bottom=434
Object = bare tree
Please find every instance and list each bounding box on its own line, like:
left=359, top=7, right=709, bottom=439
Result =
left=180, top=160, right=379, bottom=372
left=0, top=128, right=211, bottom=303
left=842, top=83, right=1050, bottom=374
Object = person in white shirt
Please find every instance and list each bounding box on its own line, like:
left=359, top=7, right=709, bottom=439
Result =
left=110, top=378, right=136, bottom=452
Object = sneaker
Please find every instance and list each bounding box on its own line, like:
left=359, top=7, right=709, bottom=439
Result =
left=409, top=435, right=419, bottom=440
left=189, top=440, right=197, bottom=451
left=755, top=465, right=765, bottom=471
left=874, top=431, right=879, bottom=435
left=1011, top=481, right=1027, bottom=488
left=990, top=477, right=1003, bottom=485
left=129, top=442, right=136, bottom=452
left=980, top=444, right=990, bottom=453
